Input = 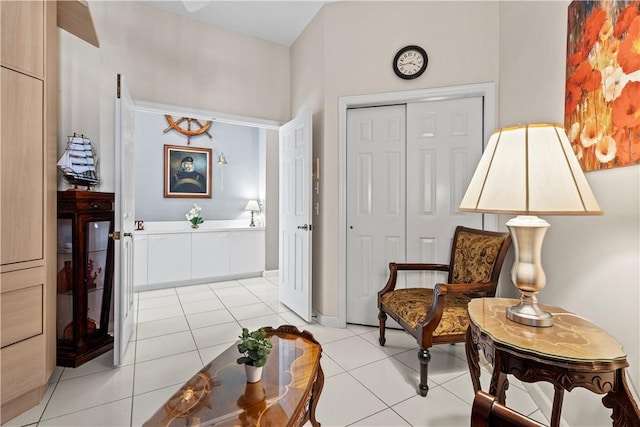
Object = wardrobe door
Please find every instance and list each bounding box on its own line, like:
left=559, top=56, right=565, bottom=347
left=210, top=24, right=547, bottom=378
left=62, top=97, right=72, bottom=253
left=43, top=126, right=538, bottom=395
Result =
left=346, top=105, right=407, bottom=326
left=0, top=0, right=44, bottom=77
left=345, top=98, right=485, bottom=326
left=0, top=68, right=44, bottom=266
left=405, top=97, right=484, bottom=286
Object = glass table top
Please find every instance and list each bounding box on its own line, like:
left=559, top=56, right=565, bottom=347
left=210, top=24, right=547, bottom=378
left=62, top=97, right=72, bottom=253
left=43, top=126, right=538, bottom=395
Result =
left=144, top=332, right=321, bottom=426
left=468, top=298, right=627, bottom=362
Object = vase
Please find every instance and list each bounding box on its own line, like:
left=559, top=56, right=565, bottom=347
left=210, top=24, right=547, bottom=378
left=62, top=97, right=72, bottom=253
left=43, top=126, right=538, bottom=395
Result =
left=190, top=223, right=199, bottom=229
left=244, top=364, right=263, bottom=383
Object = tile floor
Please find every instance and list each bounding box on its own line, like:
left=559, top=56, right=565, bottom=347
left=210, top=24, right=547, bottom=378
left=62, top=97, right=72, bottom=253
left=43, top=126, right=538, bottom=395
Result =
left=3, top=276, right=547, bottom=427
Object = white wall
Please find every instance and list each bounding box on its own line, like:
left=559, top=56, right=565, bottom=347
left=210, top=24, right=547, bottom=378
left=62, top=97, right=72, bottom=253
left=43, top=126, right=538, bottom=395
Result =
left=134, top=111, right=261, bottom=223
left=498, top=1, right=640, bottom=423
left=292, top=0, right=500, bottom=316
left=58, top=0, right=289, bottom=191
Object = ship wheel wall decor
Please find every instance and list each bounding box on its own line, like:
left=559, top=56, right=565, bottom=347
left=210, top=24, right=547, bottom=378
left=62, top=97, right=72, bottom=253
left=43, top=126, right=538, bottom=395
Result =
left=164, top=115, right=212, bottom=144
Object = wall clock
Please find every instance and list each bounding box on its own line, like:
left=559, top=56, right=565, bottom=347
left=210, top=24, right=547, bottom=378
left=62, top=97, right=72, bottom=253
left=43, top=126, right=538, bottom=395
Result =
left=393, top=45, right=428, bottom=80
left=164, top=116, right=212, bottom=144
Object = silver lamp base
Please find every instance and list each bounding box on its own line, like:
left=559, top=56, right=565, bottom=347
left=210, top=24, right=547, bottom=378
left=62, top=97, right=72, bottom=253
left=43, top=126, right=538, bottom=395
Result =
left=506, top=215, right=554, bottom=328
left=506, top=295, right=553, bottom=327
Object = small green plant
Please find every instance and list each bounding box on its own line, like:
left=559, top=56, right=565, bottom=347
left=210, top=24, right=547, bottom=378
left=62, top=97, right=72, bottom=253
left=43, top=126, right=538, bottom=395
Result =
left=236, top=327, right=272, bottom=367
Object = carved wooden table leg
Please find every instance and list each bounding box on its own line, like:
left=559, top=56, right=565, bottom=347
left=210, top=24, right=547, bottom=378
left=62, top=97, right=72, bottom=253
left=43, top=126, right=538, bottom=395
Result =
left=308, top=364, right=325, bottom=427
left=602, top=368, right=640, bottom=427
left=550, top=386, right=565, bottom=427
left=466, top=326, right=481, bottom=393
left=490, top=349, right=509, bottom=405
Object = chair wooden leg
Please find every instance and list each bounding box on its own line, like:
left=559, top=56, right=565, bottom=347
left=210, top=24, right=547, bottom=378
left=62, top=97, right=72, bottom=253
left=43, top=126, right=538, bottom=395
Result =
left=378, top=310, right=387, bottom=346
left=418, top=348, right=431, bottom=396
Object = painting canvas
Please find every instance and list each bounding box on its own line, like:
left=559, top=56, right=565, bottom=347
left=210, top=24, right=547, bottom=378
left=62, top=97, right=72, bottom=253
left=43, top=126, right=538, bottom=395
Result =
left=565, top=0, right=640, bottom=172
left=164, top=145, right=212, bottom=198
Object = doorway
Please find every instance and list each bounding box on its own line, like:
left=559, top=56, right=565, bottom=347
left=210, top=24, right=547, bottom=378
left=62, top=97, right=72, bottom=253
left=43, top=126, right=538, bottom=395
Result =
left=338, top=83, right=497, bottom=327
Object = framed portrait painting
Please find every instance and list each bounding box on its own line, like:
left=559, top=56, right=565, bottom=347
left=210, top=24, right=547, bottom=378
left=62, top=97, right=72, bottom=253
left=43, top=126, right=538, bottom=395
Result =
left=164, top=145, right=212, bottom=198
left=565, top=0, right=640, bottom=171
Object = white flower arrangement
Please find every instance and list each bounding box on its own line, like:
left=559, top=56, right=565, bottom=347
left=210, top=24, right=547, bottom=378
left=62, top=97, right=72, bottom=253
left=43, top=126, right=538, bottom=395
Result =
left=185, top=203, right=204, bottom=228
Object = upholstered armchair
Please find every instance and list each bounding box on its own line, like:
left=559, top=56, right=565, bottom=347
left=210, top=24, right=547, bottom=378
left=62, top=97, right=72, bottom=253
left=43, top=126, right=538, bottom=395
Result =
left=377, top=226, right=511, bottom=397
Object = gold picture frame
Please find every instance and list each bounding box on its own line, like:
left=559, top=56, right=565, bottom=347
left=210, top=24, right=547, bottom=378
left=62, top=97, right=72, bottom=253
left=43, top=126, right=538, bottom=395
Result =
left=164, top=144, right=212, bottom=198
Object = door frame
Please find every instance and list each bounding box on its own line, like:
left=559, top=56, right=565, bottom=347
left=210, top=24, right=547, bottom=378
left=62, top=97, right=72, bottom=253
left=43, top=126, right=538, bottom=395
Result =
left=118, top=100, right=282, bottom=291
left=337, top=82, right=497, bottom=327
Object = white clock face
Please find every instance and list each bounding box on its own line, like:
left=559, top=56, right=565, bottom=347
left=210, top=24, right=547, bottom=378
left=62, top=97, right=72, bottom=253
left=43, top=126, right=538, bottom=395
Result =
left=397, top=50, right=424, bottom=76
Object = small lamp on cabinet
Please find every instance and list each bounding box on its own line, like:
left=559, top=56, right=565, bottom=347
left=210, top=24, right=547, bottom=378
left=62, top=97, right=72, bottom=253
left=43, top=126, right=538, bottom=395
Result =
left=244, top=200, right=260, bottom=227
left=459, top=123, right=602, bottom=327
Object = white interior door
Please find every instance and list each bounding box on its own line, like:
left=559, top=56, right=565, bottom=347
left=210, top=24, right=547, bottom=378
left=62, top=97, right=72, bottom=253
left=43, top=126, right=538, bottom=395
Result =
left=279, top=109, right=313, bottom=321
left=346, top=105, right=406, bottom=326
left=345, top=98, right=484, bottom=326
left=114, top=74, right=135, bottom=365
left=405, top=97, right=484, bottom=287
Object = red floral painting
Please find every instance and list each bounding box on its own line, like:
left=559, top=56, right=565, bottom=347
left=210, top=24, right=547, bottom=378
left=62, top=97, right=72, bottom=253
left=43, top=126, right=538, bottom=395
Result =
left=565, top=0, right=640, bottom=171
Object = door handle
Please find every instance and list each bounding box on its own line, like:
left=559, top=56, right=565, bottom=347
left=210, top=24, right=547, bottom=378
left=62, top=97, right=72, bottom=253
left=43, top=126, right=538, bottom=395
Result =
left=297, top=224, right=308, bottom=231
left=109, top=231, right=133, bottom=240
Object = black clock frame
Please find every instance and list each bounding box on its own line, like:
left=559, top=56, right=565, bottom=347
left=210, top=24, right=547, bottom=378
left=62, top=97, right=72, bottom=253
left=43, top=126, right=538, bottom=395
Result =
left=393, top=45, right=428, bottom=80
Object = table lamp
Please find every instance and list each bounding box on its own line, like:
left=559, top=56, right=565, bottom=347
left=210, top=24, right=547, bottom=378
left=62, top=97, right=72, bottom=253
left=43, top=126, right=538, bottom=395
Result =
left=244, top=200, right=260, bottom=227
left=459, top=124, right=602, bottom=327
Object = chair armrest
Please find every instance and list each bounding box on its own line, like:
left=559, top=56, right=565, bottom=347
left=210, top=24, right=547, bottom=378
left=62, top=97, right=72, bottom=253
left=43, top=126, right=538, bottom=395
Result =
left=417, top=282, right=497, bottom=335
left=392, top=263, right=451, bottom=272
left=377, top=262, right=451, bottom=303
left=437, top=282, right=497, bottom=295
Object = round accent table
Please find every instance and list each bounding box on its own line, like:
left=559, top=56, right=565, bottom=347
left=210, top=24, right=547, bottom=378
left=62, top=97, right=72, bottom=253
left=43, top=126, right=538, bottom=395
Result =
left=465, top=298, right=640, bottom=427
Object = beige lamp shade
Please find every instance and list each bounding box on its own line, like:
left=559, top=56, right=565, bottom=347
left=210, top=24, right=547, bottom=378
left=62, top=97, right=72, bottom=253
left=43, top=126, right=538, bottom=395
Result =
left=244, top=200, right=260, bottom=212
left=459, top=123, right=602, bottom=215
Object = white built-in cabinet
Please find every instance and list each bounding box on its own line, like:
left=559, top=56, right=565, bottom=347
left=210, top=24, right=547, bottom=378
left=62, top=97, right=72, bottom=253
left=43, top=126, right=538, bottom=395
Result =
left=192, top=232, right=230, bottom=279
left=134, top=224, right=265, bottom=289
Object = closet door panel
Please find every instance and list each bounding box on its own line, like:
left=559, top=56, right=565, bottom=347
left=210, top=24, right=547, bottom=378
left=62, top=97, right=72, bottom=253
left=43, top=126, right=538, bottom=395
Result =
left=406, top=97, right=484, bottom=275
left=346, top=105, right=406, bottom=325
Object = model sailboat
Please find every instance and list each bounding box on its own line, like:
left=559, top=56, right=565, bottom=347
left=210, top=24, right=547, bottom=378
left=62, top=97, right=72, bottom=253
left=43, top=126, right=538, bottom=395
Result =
left=57, top=133, right=101, bottom=188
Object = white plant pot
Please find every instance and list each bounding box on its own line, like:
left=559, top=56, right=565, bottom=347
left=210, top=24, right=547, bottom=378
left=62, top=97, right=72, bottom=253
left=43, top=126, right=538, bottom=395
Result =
left=244, top=364, right=263, bottom=383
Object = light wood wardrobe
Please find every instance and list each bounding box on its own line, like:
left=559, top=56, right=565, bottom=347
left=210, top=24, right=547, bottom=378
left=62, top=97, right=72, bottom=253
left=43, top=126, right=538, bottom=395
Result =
left=0, top=1, right=98, bottom=422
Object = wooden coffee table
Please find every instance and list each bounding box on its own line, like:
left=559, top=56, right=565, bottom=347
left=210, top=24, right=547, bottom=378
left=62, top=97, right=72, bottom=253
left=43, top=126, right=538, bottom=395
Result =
left=144, top=325, right=324, bottom=427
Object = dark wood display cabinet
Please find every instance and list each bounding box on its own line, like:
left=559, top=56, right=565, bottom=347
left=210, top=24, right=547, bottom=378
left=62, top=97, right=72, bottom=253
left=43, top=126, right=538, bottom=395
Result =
left=57, top=191, right=115, bottom=367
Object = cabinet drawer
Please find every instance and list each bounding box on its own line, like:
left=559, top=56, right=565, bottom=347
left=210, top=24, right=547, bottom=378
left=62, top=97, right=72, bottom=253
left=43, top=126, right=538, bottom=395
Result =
left=1, top=284, right=43, bottom=348
left=57, top=191, right=114, bottom=213
left=0, top=334, right=45, bottom=404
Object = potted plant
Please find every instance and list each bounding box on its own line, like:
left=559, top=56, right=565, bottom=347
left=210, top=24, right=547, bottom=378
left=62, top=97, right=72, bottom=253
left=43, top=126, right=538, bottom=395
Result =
left=236, top=327, right=272, bottom=383
left=185, top=203, right=204, bottom=229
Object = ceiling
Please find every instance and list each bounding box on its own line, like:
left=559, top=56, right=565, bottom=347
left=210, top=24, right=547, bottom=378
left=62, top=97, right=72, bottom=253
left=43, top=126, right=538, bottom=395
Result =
left=142, top=1, right=329, bottom=46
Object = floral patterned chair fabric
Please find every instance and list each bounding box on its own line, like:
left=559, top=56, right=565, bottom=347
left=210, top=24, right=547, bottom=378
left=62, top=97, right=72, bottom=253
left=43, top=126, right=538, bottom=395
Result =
left=377, top=226, right=511, bottom=397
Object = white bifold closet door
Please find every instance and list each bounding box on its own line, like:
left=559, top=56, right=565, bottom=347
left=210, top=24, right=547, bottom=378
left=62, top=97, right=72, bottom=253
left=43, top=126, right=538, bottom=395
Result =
left=346, top=97, right=484, bottom=326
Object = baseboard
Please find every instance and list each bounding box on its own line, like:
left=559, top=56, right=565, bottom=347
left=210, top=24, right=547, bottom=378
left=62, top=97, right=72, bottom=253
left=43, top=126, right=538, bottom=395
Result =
left=312, top=309, right=344, bottom=328
left=262, top=270, right=278, bottom=280
left=134, top=272, right=263, bottom=292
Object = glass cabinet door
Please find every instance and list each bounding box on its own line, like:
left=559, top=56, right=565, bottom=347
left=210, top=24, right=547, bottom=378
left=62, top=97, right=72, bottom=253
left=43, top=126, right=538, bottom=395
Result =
left=57, top=218, right=73, bottom=342
left=86, top=220, right=110, bottom=333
